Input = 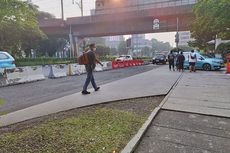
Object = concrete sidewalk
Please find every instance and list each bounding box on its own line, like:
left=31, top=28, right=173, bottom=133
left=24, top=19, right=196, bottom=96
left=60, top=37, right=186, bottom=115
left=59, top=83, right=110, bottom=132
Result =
left=136, top=70, right=230, bottom=153
left=163, top=71, right=230, bottom=117
left=0, top=66, right=181, bottom=127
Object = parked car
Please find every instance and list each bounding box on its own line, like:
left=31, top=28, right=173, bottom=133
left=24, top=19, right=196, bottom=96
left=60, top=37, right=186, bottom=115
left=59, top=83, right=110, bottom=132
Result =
left=0, top=51, right=16, bottom=69
left=152, top=55, right=167, bottom=64
left=115, top=55, right=133, bottom=61
left=183, top=51, right=224, bottom=71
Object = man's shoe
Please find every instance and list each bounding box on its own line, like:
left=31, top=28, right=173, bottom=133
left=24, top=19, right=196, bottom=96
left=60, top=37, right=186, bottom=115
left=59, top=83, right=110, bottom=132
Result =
left=95, top=87, right=100, bottom=91
left=82, top=90, right=90, bottom=95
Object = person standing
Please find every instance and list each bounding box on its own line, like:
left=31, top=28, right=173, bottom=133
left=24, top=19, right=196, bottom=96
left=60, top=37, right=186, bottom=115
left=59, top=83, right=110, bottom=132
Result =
left=168, top=51, right=175, bottom=71
left=176, top=51, right=185, bottom=72
left=82, top=43, right=103, bottom=95
left=188, top=50, right=197, bottom=72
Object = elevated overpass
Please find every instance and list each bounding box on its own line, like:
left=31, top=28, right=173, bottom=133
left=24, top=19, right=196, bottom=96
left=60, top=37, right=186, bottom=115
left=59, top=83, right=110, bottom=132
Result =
left=39, top=0, right=197, bottom=38
left=38, top=0, right=197, bottom=56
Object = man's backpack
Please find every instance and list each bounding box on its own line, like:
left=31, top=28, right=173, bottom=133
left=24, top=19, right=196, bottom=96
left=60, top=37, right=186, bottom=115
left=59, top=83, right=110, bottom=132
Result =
left=78, top=52, right=89, bottom=65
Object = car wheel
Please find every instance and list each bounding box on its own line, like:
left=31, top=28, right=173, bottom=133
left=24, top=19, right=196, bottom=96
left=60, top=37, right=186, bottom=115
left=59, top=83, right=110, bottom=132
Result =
left=203, top=63, right=211, bottom=71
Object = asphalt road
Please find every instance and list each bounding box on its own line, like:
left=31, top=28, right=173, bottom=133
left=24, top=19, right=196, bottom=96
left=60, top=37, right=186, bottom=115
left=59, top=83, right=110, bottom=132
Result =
left=0, top=65, right=159, bottom=114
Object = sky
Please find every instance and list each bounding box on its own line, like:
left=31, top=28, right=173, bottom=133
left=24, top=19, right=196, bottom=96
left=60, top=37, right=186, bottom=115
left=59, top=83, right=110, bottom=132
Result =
left=31, top=0, right=176, bottom=47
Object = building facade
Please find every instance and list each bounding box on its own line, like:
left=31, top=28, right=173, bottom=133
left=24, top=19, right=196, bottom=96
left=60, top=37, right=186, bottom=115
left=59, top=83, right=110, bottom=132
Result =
left=95, top=0, right=197, bottom=14
left=131, top=34, right=152, bottom=56
left=104, top=36, right=124, bottom=49
left=178, top=31, right=193, bottom=46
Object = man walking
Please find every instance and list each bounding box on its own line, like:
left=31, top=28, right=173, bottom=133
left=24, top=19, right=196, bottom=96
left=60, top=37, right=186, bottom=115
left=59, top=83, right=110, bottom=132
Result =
left=82, top=43, right=103, bottom=95
left=188, top=50, right=197, bottom=72
left=176, top=51, right=185, bottom=72
left=168, top=51, right=175, bottom=71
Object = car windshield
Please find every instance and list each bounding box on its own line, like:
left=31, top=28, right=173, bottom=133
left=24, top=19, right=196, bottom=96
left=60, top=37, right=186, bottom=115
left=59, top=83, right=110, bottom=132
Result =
left=202, top=54, right=214, bottom=58
left=118, top=55, right=125, bottom=58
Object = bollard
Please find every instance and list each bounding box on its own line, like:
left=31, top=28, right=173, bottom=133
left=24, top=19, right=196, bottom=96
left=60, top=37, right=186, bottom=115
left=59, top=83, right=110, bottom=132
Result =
left=226, top=54, right=230, bottom=74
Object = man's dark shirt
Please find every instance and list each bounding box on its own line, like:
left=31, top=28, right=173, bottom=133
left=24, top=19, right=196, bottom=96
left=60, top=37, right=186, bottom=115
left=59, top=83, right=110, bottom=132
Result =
left=177, top=54, right=185, bottom=63
left=86, top=50, right=96, bottom=71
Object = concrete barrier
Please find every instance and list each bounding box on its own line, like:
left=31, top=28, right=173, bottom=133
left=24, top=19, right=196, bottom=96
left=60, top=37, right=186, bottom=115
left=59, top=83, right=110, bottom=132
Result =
left=102, top=62, right=112, bottom=71
left=0, top=69, right=8, bottom=87
left=67, top=64, right=81, bottom=76
left=95, top=64, right=103, bottom=72
left=77, top=65, right=86, bottom=74
left=42, top=65, right=51, bottom=78
left=26, top=66, right=45, bottom=82
left=6, top=67, right=28, bottom=85
left=48, top=64, right=68, bottom=78
left=2, top=66, right=45, bottom=86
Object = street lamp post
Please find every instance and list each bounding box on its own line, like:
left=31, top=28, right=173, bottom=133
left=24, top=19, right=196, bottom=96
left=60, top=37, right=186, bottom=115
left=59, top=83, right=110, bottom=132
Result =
left=175, top=17, right=179, bottom=52
left=61, top=0, right=64, bottom=20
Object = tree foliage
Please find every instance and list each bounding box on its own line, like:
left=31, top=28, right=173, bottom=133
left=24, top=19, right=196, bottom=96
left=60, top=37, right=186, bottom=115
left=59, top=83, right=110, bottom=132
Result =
left=190, top=0, right=230, bottom=49
left=118, top=41, right=127, bottom=55
left=216, top=42, right=230, bottom=57
left=96, top=45, right=111, bottom=57
left=0, top=0, right=45, bottom=56
left=151, top=38, right=171, bottom=51
left=37, top=38, right=68, bottom=57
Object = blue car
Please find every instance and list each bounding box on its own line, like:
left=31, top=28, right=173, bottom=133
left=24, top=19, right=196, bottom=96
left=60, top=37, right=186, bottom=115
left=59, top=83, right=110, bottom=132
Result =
left=183, top=52, right=224, bottom=71
left=0, top=51, right=16, bottom=69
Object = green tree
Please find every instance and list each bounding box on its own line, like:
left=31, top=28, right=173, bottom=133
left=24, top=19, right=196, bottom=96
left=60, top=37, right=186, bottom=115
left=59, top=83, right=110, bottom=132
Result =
left=141, top=47, right=151, bottom=56
left=96, top=45, right=111, bottom=57
left=178, top=45, right=193, bottom=52
left=110, top=48, right=117, bottom=55
left=37, top=38, right=68, bottom=57
left=151, top=38, right=172, bottom=52
left=190, top=0, right=230, bottom=49
left=118, top=41, right=127, bottom=55
left=0, top=0, right=45, bottom=56
left=216, top=42, right=230, bottom=58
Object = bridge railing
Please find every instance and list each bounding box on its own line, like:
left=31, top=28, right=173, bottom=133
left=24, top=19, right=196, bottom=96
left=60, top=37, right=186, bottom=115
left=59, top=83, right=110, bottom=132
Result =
left=96, top=0, right=197, bottom=15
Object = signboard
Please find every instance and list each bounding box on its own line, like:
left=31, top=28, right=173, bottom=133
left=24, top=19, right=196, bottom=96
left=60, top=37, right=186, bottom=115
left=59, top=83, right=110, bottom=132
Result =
left=153, top=19, right=160, bottom=30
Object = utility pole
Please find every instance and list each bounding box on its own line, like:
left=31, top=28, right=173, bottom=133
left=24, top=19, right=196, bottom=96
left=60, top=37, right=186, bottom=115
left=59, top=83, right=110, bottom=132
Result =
left=175, top=17, right=179, bottom=52
left=61, top=0, right=64, bottom=20
left=80, top=0, right=83, bottom=17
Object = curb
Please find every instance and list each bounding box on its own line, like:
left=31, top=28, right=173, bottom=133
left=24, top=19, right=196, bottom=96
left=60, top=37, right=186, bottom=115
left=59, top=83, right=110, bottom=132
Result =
left=121, top=72, right=184, bottom=153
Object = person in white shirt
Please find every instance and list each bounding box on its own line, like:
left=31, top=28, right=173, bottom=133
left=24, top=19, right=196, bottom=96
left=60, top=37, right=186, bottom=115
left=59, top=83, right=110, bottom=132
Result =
left=188, top=50, right=197, bottom=72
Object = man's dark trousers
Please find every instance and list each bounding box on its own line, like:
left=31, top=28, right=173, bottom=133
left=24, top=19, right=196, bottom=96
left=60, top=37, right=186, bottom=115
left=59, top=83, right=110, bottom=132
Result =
left=83, top=67, right=97, bottom=91
left=169, top=60, right=175, bottom=70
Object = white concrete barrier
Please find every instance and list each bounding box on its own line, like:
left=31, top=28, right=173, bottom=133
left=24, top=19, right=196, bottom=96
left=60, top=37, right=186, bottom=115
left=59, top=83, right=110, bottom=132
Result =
left=42, top=65, right=51, bottom=78
left=0, top=68, right=8, bottom=87
left=102, top=61, right=112, bottom=71
left=48, top=64, right=68, bottom=78
left=67, top=64, right=81, bottom=76
left=77, top=65, right=86, bottom=74
left=26, top=66, right=45, bottom=82
left=95, top=64, right=103, bottom=72
left=6, top=67, right=28, bottom=85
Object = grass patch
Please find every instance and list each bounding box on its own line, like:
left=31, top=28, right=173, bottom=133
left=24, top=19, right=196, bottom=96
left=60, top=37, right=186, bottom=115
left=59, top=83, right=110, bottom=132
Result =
left=0, top=99, right=6, bottom=107
left=0, top=108, right=145, bottom=153
left=0, top=112, right=8, bottom=116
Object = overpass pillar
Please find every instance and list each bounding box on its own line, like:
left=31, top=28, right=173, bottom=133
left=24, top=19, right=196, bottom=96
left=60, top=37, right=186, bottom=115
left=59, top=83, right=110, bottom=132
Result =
left=69, top=34, right=81, bottom=58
